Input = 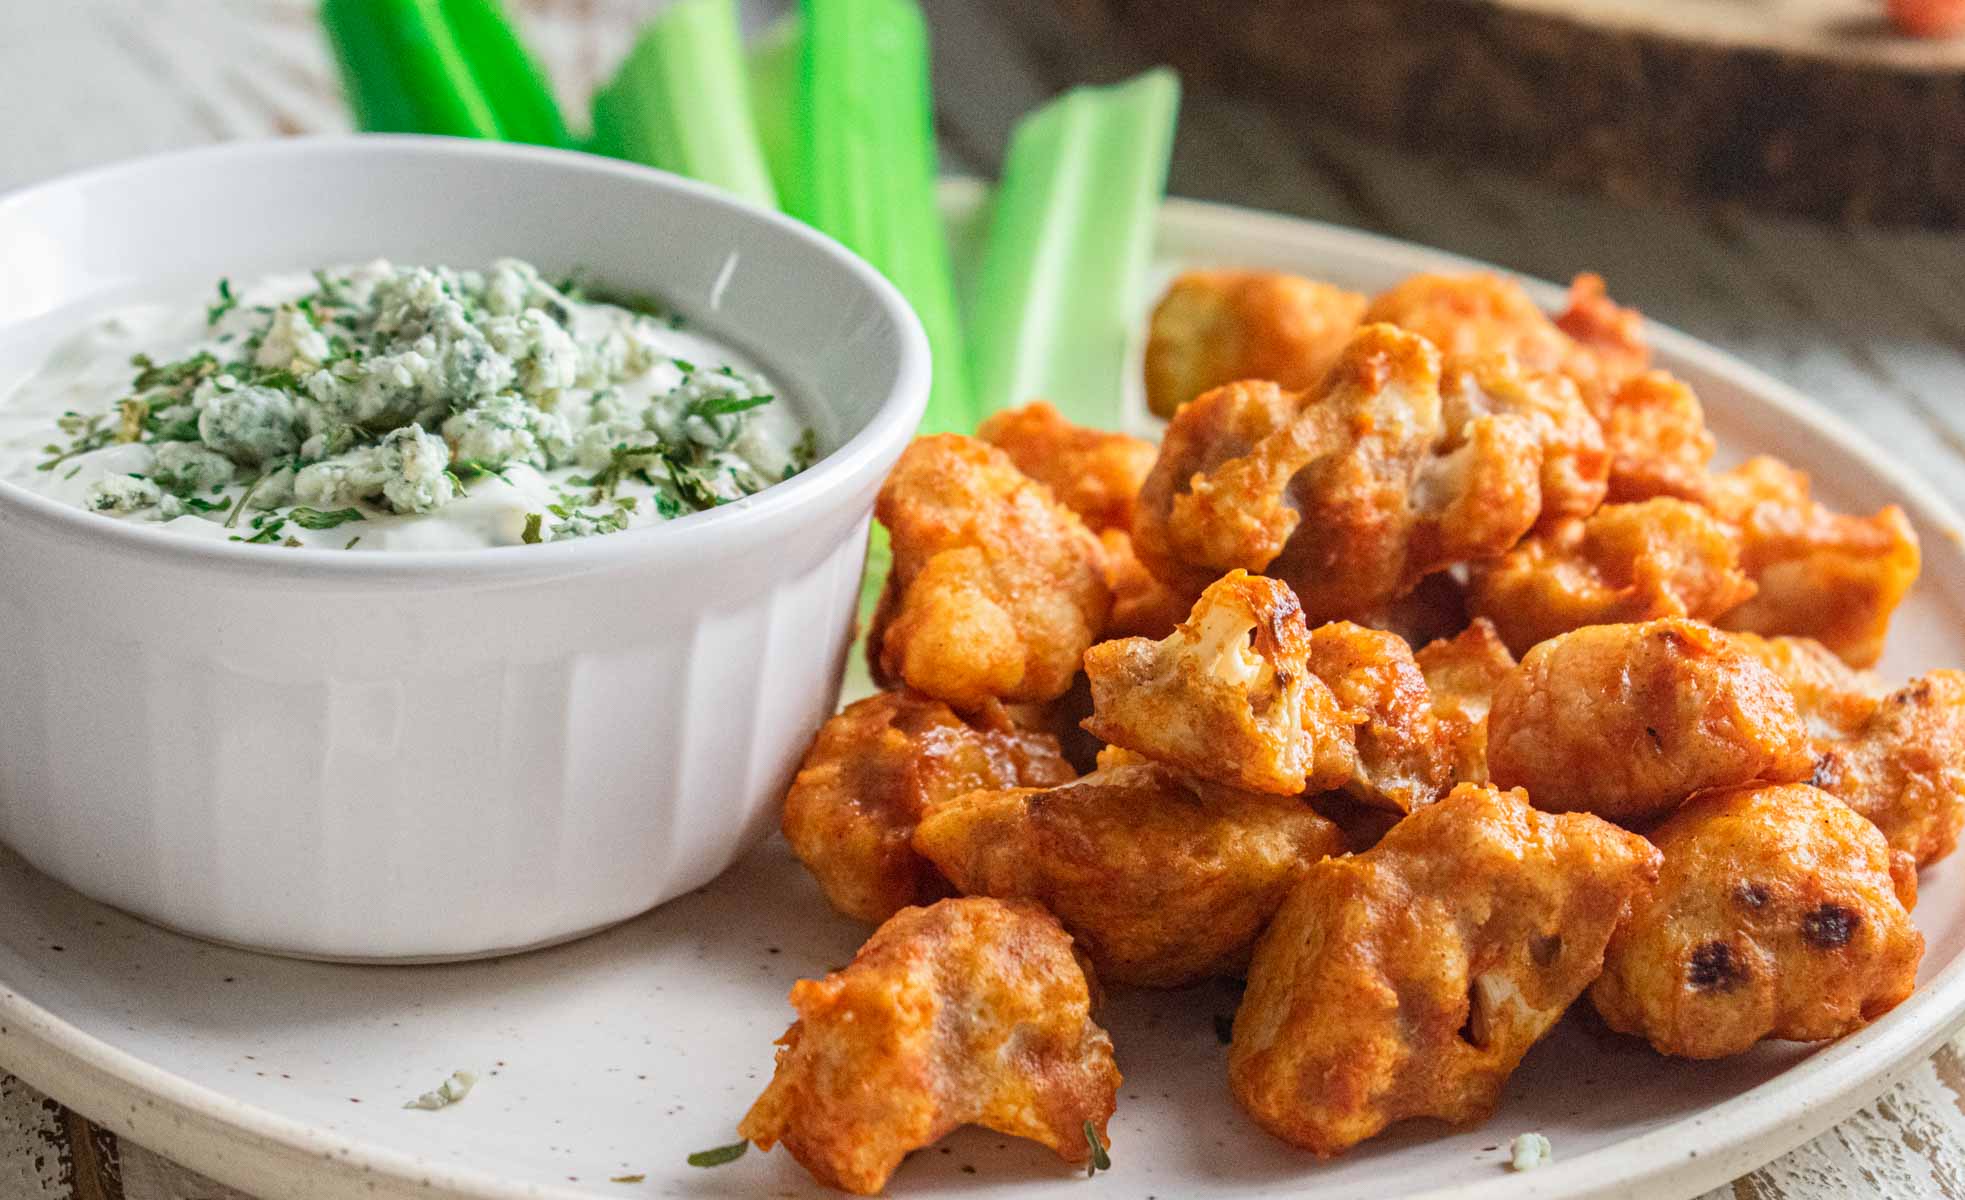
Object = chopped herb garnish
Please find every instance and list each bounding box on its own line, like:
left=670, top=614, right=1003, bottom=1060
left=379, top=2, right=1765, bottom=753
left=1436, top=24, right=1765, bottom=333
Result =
left=671, top=358, right=696, bottom=375
left=182, top=496, right=231, bottom=514
left=608, top=1175, right=646, bottom=1185
left=289, top=506, right=366, bottom=531
left=684, top=393, right=773, bottom=421
left=452, top=458, right=514, bottom=484
left=521, top=512, right=544, bottom=544
left=344, top=535, right=362, bottom=550
left=1084, top=1121, right=1110, bottom=1177
left=686, top=1141, right=748, bottom=1168
left=231, top=520, right=287, bottom=545
left=205, top=278, right=237, bottom=326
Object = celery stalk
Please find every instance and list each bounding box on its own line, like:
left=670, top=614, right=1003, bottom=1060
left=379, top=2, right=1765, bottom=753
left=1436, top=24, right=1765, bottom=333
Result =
left=586, top=0, right=778, bottom=209
left=321, top=0, right=500, bottom=137
left=967, top=68, right=1180, bottom=427
left=437, top=0, right=569, bottom=146
left=792, top=0, right=972, bottom=433
left=744, top=15, right=803, bottom=204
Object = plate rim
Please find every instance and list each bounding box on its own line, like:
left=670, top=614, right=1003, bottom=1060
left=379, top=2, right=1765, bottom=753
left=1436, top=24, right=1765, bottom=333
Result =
left=2, top=181, right=1963, bottom=1200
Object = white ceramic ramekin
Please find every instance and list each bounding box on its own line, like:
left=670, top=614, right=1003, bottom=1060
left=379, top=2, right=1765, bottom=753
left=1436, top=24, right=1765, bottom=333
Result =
left=0, top=137, right=928, bottom=961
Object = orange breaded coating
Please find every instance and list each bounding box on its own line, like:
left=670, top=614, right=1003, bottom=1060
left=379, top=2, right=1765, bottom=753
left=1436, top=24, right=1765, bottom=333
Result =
left=1416, top=619, right=1518, bottom=784
left=1727, top=632, right=1884, bottom=739
left=873, top=434, right=1112, bottom=707
left=1131, top=377, right=1305, bottom=598
left=913, top=757, right=1347, bottom=987
left=1487, top=620, right=1815, bottom=825
left=1554, top=272, right=1651, bottom=392
left=782, top=692, right=1078, bottom=924
left=1591, top=784, right=1921, bottom=1059
left=740, top=897, right=1120, bottom=1194
left=1082, top=570, right=1356, bottom=796
left=1134, top=326, right=1553, bottom=623
left=1144, top=269, right=1367, bottom=418
left=1811, top=670, right=1965, bottom=868
left=1707, top=456, right=1921, bottom=668
left=1307, top=621, right=1454, bottom=813
left=1099, top=529, right=1193, bottom=640
left=1602, top=371, right=1715, bottom=503
left=1229, top=783, right=1659, bottom=1156
left=1467, top=498, right=1756, bottom=655
left=977, top=400, right=1159, bottom=533
left=1365, top=271, right=1646, bottom=415
left=1439, top=353, right=1609, bottom=526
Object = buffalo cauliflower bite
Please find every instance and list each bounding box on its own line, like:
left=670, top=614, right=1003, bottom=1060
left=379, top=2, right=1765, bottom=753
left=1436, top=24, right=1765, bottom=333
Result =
left=1727, top=632, right=1884, bottom=739
left=1365, top=272, right=1646, bottom=415
left=738, top=897, right=1121, bottom=1195
left=976, top=400, right=1158, bottom=533
left=1134, top=326, right=1556, bottom=624
left=1553, top=272, right=1652, bottom=394
left=1416, top=619, right=1518, bottom=784
left=1601, top=371, right=1716, bottom=504
left=1591, top=783, right=1922, bottom=1059
left=1810, top=670, right=1965, bottom=868
left=781, top=692, right=1076, bottom=924
left=1143, top=269, right=1368, bottom=418
left=1229, top=783, right=1659, bottom=1156
left=1707, top=456, right=1921, bottom=668
left=872, top=434, right=1112, bottom=707
left=1468, top=498, right=1757, bottom=656
left=1307, top=621, right=1455, bottom=813
left=1438, top=353, right=1609, bottom=526
left=1082, top=570, right=1356, bottom=796
left=1487, top=619, right=1815, bottom=825
left=912, top=757, right=1347, bottom=987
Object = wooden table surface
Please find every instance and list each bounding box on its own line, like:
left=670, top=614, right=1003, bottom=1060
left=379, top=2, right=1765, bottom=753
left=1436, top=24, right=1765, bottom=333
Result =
left=6, top=1, right=1965, bottom=1197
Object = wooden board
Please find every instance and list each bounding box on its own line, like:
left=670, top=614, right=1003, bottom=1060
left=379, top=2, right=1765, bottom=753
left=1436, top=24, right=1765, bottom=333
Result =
left=1080, top=0, right=1965, bottom=227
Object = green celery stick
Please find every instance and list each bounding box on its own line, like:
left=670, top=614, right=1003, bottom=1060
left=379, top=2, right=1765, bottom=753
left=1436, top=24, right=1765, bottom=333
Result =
left=587, top=0, right=778, bottom=209
left=792, top=0, right=972, bottom=433
left=321, top=0, right=500, bottom=137
left=437, top=0, right=570, bottom=146
left=744, top=15, right=803, bottom=203
left=967, top=68, right=1180, bottom=427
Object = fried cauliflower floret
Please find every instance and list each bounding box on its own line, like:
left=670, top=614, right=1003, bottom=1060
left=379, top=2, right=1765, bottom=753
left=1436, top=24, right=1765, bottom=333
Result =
left=976, top=401, right=1158, bottom=533
left=1307, top=621, right=1454, bottom=813
left=781, top=692, right=1076, bottom=923
left=739, top=897, right=1120, bottom=1194
left=1416, top=619, right=1518, bottom=784
left=1487, top=620, right=1815, bottom=825
left=1144, top=270, right=1367, bottom=418
left=1439, top=353, right=1609, bottom=525
left=1811, top=670, right=1965, bottom=868
left=1229, top=783, right=1659, bottom=1156
left=1727, top=632, right=1884, bottom=739
left=1099, top=528, right=1194, bottom=640
left=1468, top=498, right=1755, bottom=655
left=1134, top=326, right=1552, bottom=622
left=913, top=758, right=1346, bottom=987
left=1707, top=456, right=1920, bottom=668
left=1554, top=272, right=1652, bottom=393
left=1602, top=371, right=1715, bottom=503
left=1365, top=272, right=1645, bottom=415
left=1591, top=784, right=1921, bottom=1059
left=1082, top=570, right=1355, bottom=796
left=873, top=434, right=1112, bottom=707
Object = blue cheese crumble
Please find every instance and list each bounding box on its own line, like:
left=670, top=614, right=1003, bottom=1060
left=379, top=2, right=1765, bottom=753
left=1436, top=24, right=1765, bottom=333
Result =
left=2, top=259, right=817, bottom=550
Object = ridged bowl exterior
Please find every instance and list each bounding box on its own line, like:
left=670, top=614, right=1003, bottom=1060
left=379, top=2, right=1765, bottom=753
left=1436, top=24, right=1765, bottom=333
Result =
left=0, top=139, right=929, bottom=959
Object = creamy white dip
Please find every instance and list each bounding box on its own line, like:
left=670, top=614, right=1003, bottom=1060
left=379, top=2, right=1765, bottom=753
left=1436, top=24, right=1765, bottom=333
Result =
left=0, top=259, right=814, bottom=550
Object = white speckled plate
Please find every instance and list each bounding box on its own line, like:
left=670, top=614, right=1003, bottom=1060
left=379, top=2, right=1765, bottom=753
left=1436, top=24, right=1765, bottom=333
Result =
left=3, top=183, right=1965, bottom=1200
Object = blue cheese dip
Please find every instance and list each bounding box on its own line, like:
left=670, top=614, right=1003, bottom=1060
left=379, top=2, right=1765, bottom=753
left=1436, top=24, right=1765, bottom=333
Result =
left=0, top=260, right=816, bottom=549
